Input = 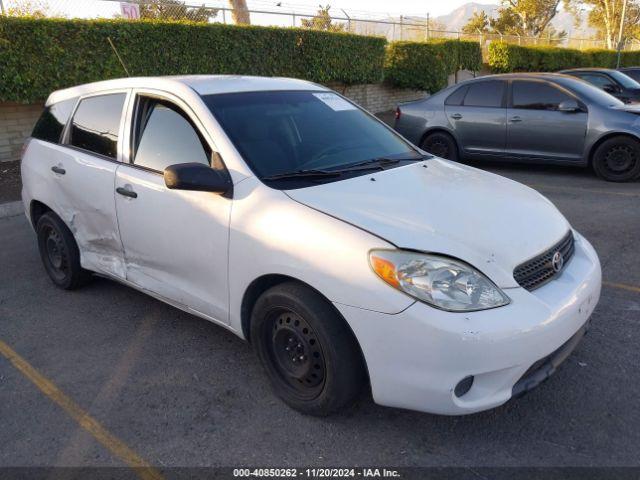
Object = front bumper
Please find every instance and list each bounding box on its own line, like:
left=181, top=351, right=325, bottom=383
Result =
left=335, top=232, right=601, bottom=415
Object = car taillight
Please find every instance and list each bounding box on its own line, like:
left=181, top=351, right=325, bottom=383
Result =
left=395, top=107, right=401, bottom=120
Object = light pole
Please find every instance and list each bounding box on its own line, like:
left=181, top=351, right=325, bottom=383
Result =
left=616, top=0, right=629, bottom=68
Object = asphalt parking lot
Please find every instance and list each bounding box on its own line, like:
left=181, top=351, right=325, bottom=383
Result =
left=1, top=162, right=639, bottom=474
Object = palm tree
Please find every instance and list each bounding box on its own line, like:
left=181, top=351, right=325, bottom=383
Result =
left=228, top=0, right=250, bottom=24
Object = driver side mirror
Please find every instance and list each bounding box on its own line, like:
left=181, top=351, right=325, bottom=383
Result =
left=164, top=162, right=232, bottom=196
left=558, top=100, right=581, bottom=113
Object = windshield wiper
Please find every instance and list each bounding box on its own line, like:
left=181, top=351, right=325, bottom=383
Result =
left=262, top=169, right=342, bottom=181
left=330, top=155, right=426, bottom=173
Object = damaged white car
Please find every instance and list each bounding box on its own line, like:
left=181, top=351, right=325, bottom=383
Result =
left=21, top=76, right=601, bottom=416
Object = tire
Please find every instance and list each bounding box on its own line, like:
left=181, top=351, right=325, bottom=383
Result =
left=420, top=131, right=459, bottom=161
left=592, top=136, right=640, bottom=182
left=250, top=282, right=366, bottom=416
left=36, top=212, right=92, bottom=290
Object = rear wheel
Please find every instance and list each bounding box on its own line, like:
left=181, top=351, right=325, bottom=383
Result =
left=420, top=131, right=458, bottom=161
left=250, top=282, right=366, bottom=416
left=592, top=136, right=640, bottom=182
left=36, top=212, right=92, bottom=290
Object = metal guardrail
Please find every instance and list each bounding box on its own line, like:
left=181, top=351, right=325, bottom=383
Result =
left=1, top=0, right=639, bottom=52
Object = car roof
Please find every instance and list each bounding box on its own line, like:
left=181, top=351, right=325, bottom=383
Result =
left=46, top=75, right=327, bottom=106
left=450, top=72, right=578, bottom=87
left=559, top=68, right=615, bottom=73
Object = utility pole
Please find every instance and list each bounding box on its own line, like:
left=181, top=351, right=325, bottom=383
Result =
left=616, top=0, right=629, bottom=68
left=0, top=0, right=5, bottom=16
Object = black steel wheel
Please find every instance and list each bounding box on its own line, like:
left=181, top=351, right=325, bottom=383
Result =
left=420, top=131, right=459, bottom=161
left=267, top=309, right=326, bottom=399
left=251, top=282, right=366, bottom=416
left=36, top=212, right=92, bottom=290
left=593, top=136, right=640, bottom=182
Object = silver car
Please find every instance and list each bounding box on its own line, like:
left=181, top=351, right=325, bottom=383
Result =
left=394, top=73, right=640, bottom=182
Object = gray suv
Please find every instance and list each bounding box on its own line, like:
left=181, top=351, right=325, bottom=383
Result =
left=395, top=73, right=640, bottom=182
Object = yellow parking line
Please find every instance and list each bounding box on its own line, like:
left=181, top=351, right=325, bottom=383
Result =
left=526, top=184, right=640, bottom=198
left=0, top=339, right=163, bottom=480
left=603, top=281, right=640, bottom=294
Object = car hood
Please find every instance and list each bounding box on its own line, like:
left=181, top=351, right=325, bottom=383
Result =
left=285, top=159, right=571, bottom=288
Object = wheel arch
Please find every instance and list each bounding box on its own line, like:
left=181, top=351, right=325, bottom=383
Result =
left=29, top=199, right=53, bottom=228
left=419, top=127, right=461, bottom=156
left=240, top=273, right=371, bottom=382
left=587, top=131, right=640, bottom=166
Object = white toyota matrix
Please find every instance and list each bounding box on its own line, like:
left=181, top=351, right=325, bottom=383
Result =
left=21, top=76, right=601, bottom=416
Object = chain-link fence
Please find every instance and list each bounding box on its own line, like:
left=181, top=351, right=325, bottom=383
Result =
left=2, top=0, right=639, bottom=54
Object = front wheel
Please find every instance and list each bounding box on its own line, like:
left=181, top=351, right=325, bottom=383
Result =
left=250, top=282, right=366, bottom=416
left=592, top=137, right=640, bottom=182
left=420, top=131, right=459, bottom=161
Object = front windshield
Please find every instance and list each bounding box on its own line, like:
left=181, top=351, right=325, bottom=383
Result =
left=203, top=91, right=420, bottom=179
left=609, top=70, right=640, bottom=89
left=562, top=78, right=625, bottom=107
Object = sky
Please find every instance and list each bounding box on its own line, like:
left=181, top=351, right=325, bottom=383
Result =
left=3, top=0, right=501, bottom=21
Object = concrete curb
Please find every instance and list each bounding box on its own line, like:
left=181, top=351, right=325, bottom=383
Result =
left=0, top=201, right=23, bottom=219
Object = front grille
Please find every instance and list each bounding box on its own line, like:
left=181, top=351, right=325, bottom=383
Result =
left=513, top=230, right=575, bottom=291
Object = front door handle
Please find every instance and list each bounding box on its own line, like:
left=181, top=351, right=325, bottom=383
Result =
left=450, top=113, right=463, bottom=120
left=510, top=116, right=522, bottom=123
left=116, top=187, right=138, bottom=199
left=51, top=166, right=66, bottom=175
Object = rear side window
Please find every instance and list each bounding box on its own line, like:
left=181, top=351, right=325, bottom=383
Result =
left=576, top=73, right=616, bottom=89
left=512, top=81, right=573, bottom=110
left=132, top=98, right=211, bottom=172
left=445, top=86, right=469, bottom=106
left=68, top=93, right=126, bottom=159
left=463, top=81, right=505, bottom=107
left=31, top=98, right=77, bottom=144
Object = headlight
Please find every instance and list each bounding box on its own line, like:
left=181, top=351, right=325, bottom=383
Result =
left=369, top=249, right=510, bottom=312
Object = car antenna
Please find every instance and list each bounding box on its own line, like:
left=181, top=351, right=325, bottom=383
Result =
left=107, top=36, right=131, bottom=77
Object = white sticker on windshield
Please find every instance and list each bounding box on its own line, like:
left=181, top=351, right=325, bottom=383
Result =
left=313, top=92, right=357, bottom=111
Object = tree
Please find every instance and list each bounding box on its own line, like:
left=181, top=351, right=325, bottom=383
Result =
left=134, top=0, right=217, bottom=23
left=300, top=5, right=345, bottom=31
left=461, top=2, right=568, bottom=38
left=579, top=0, right=640, bottom=48
left=5, top=0, right=54, bottom=17
left=228, top=0, right=250, bottom=25
left=462, top=11, right=490, bottom=33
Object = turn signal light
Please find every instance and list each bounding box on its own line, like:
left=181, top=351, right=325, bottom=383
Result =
left=370, top=255, right=400, bottom=288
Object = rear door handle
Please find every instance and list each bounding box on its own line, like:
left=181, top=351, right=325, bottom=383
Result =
left=51, top=166, right=66, bottom=175
left=116, top=187, right=138, bottom=199
left=450, top=113, right=463, bottom=120
left=510, top=116, right=522, bottom=123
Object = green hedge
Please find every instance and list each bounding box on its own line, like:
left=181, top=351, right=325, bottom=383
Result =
left=0, top=16, right=386, bottom=103
left=384, top=40, right=482, bottom=91
left=488, top=42, right=640, bottom=73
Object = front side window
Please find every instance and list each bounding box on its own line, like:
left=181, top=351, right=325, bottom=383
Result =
left=203, top=91, right=420, bottom=184
left=463, top=81, right=505, bottom=108
left=512, top=81, right=573, bottom=111
left=32, top=97, right=77, bottom=144
left=68, top=93, right=126, bottom=159
left=132, top=98, right=211, bottom=172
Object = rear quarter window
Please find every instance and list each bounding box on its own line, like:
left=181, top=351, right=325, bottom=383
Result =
left=31, top=98, right=78, bottom=144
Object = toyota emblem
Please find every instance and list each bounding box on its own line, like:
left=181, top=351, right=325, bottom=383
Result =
left=551, top=251, right=564, bottom=273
